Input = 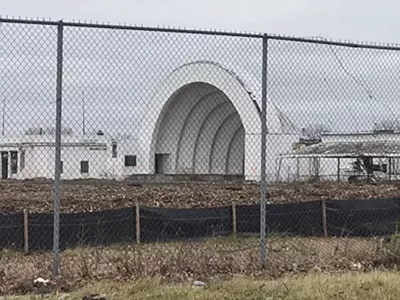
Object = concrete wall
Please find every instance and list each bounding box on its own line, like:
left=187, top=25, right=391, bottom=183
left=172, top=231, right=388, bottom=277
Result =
left=246, top=133, right=299, bottom=182
left=107, top=138, right=139, bottom=179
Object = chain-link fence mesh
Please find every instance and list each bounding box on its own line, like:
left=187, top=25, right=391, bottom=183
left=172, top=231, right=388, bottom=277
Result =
left=2, top=18, right=400, bottom=294
left=263, top=37, right=400, bottom=278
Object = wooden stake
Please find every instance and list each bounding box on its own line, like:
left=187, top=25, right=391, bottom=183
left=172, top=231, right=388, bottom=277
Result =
left=321, top=199, right=328, bottom=237
left=23, top=209, right=29, bottom=252
left=135, top=201, right=141, bottom=244
left=232, top=202, right=237, bottom=236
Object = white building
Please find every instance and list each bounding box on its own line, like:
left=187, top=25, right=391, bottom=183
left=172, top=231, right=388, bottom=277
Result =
left=0, top=133, right=138, bottom=180
left=0, top=61, right=299, bottom=182
left=135, top=61, right=298, bottom=182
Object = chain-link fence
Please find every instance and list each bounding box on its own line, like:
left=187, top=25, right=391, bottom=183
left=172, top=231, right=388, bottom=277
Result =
left=2, top=17, right=400, bottom=294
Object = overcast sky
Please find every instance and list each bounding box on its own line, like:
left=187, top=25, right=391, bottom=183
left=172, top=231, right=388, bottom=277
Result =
left=1, top=0, right=400, bottom=137
left=2, top=0, right=400, bottom=43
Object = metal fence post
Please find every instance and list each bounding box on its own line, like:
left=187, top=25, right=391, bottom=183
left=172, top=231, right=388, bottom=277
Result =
left=260, top=34, right=268, bottom=267
left=52, top=20, right=64, bottom=279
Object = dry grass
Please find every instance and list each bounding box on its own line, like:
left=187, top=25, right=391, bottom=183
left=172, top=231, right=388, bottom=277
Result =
left=62, top=272, right=400, bottom=299
left=1, top=235, right=399, bottom=295
left=6, top=271, right=400, bottom=299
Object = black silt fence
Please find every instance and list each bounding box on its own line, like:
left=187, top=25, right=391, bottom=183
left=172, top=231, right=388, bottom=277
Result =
left=140, top=206, right=232, bottom=242
left=28, top=207, right=136, bottom=251
left=1, top=198, right=400, bottom=251
left=235, top=201, right=323, bottom=236
left=326, top=198, right=400, bottom=237
left=28, top=213, right=53, bottom=251
left=0, top=213, right=23, bottom=250
left=267, top=201, right=323, bottom=236
left=235, top=204, right=259, bottom=234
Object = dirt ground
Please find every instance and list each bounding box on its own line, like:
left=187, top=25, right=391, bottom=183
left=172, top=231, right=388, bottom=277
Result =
left=1, top=179, right=400, bottom=214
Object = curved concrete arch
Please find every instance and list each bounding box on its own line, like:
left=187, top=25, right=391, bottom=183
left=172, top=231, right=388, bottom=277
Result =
left=209, top=112, right=242, bottom=174
left=188, top=100, right=230, bottom=173
left=175, top=90, right=225, bottom=172
left=226, top=126, right=245, bottom=174
left=138, top=62, right=261, bottom=174
left=136, top=61, right=298, bottom=180
left=155, top=82, right=214, bottom=172
left=193, top=102, right=236, bottom=174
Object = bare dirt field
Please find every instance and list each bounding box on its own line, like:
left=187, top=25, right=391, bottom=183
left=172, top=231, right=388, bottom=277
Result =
left=1, top=180, right=400, bottom=214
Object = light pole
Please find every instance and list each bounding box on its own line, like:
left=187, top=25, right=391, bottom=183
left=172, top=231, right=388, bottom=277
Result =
left=2, top=98, right=5, bottom=136
left=82, top=90, right=86, bottom=136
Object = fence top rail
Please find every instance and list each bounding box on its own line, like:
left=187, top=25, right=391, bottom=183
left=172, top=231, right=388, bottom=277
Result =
left=266, top=34, right=400, bottom=51
left=2, top=17, right=400, bottom=50
left=0, top=17, right=264, bottom=38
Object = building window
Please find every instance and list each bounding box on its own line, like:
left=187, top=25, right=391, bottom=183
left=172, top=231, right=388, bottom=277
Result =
left=80, top=161, right=89, bottom=173
left=10, top=151, right=18, bottom=174
left=124, top=155, right=136, bottom=167
left=112, top=142, right=117, bottom=158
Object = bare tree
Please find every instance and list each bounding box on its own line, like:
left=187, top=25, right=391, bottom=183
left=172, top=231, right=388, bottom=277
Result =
left=24, top=126, right=74, bottom=135
left=373, top=118, right=400, bottom=132
left=301, top=123, right=331, bottom=140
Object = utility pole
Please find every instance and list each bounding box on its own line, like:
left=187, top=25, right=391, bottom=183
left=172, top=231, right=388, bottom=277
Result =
left=2, top=98, right=5, bottom=136
left=82, top=90, right=86, bottom=136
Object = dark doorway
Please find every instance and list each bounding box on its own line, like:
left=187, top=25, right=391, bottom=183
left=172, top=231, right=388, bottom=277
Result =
left=155, top=154, right=163, bottom=174
left=10, top=151, right=18, bottom=174
left=155, top=154, right=170, bottom=174
left=1, top=152, right=8, bottom=179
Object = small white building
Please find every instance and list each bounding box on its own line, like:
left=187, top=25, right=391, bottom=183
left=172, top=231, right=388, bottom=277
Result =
left=0, top=133, right=138, bottom=180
